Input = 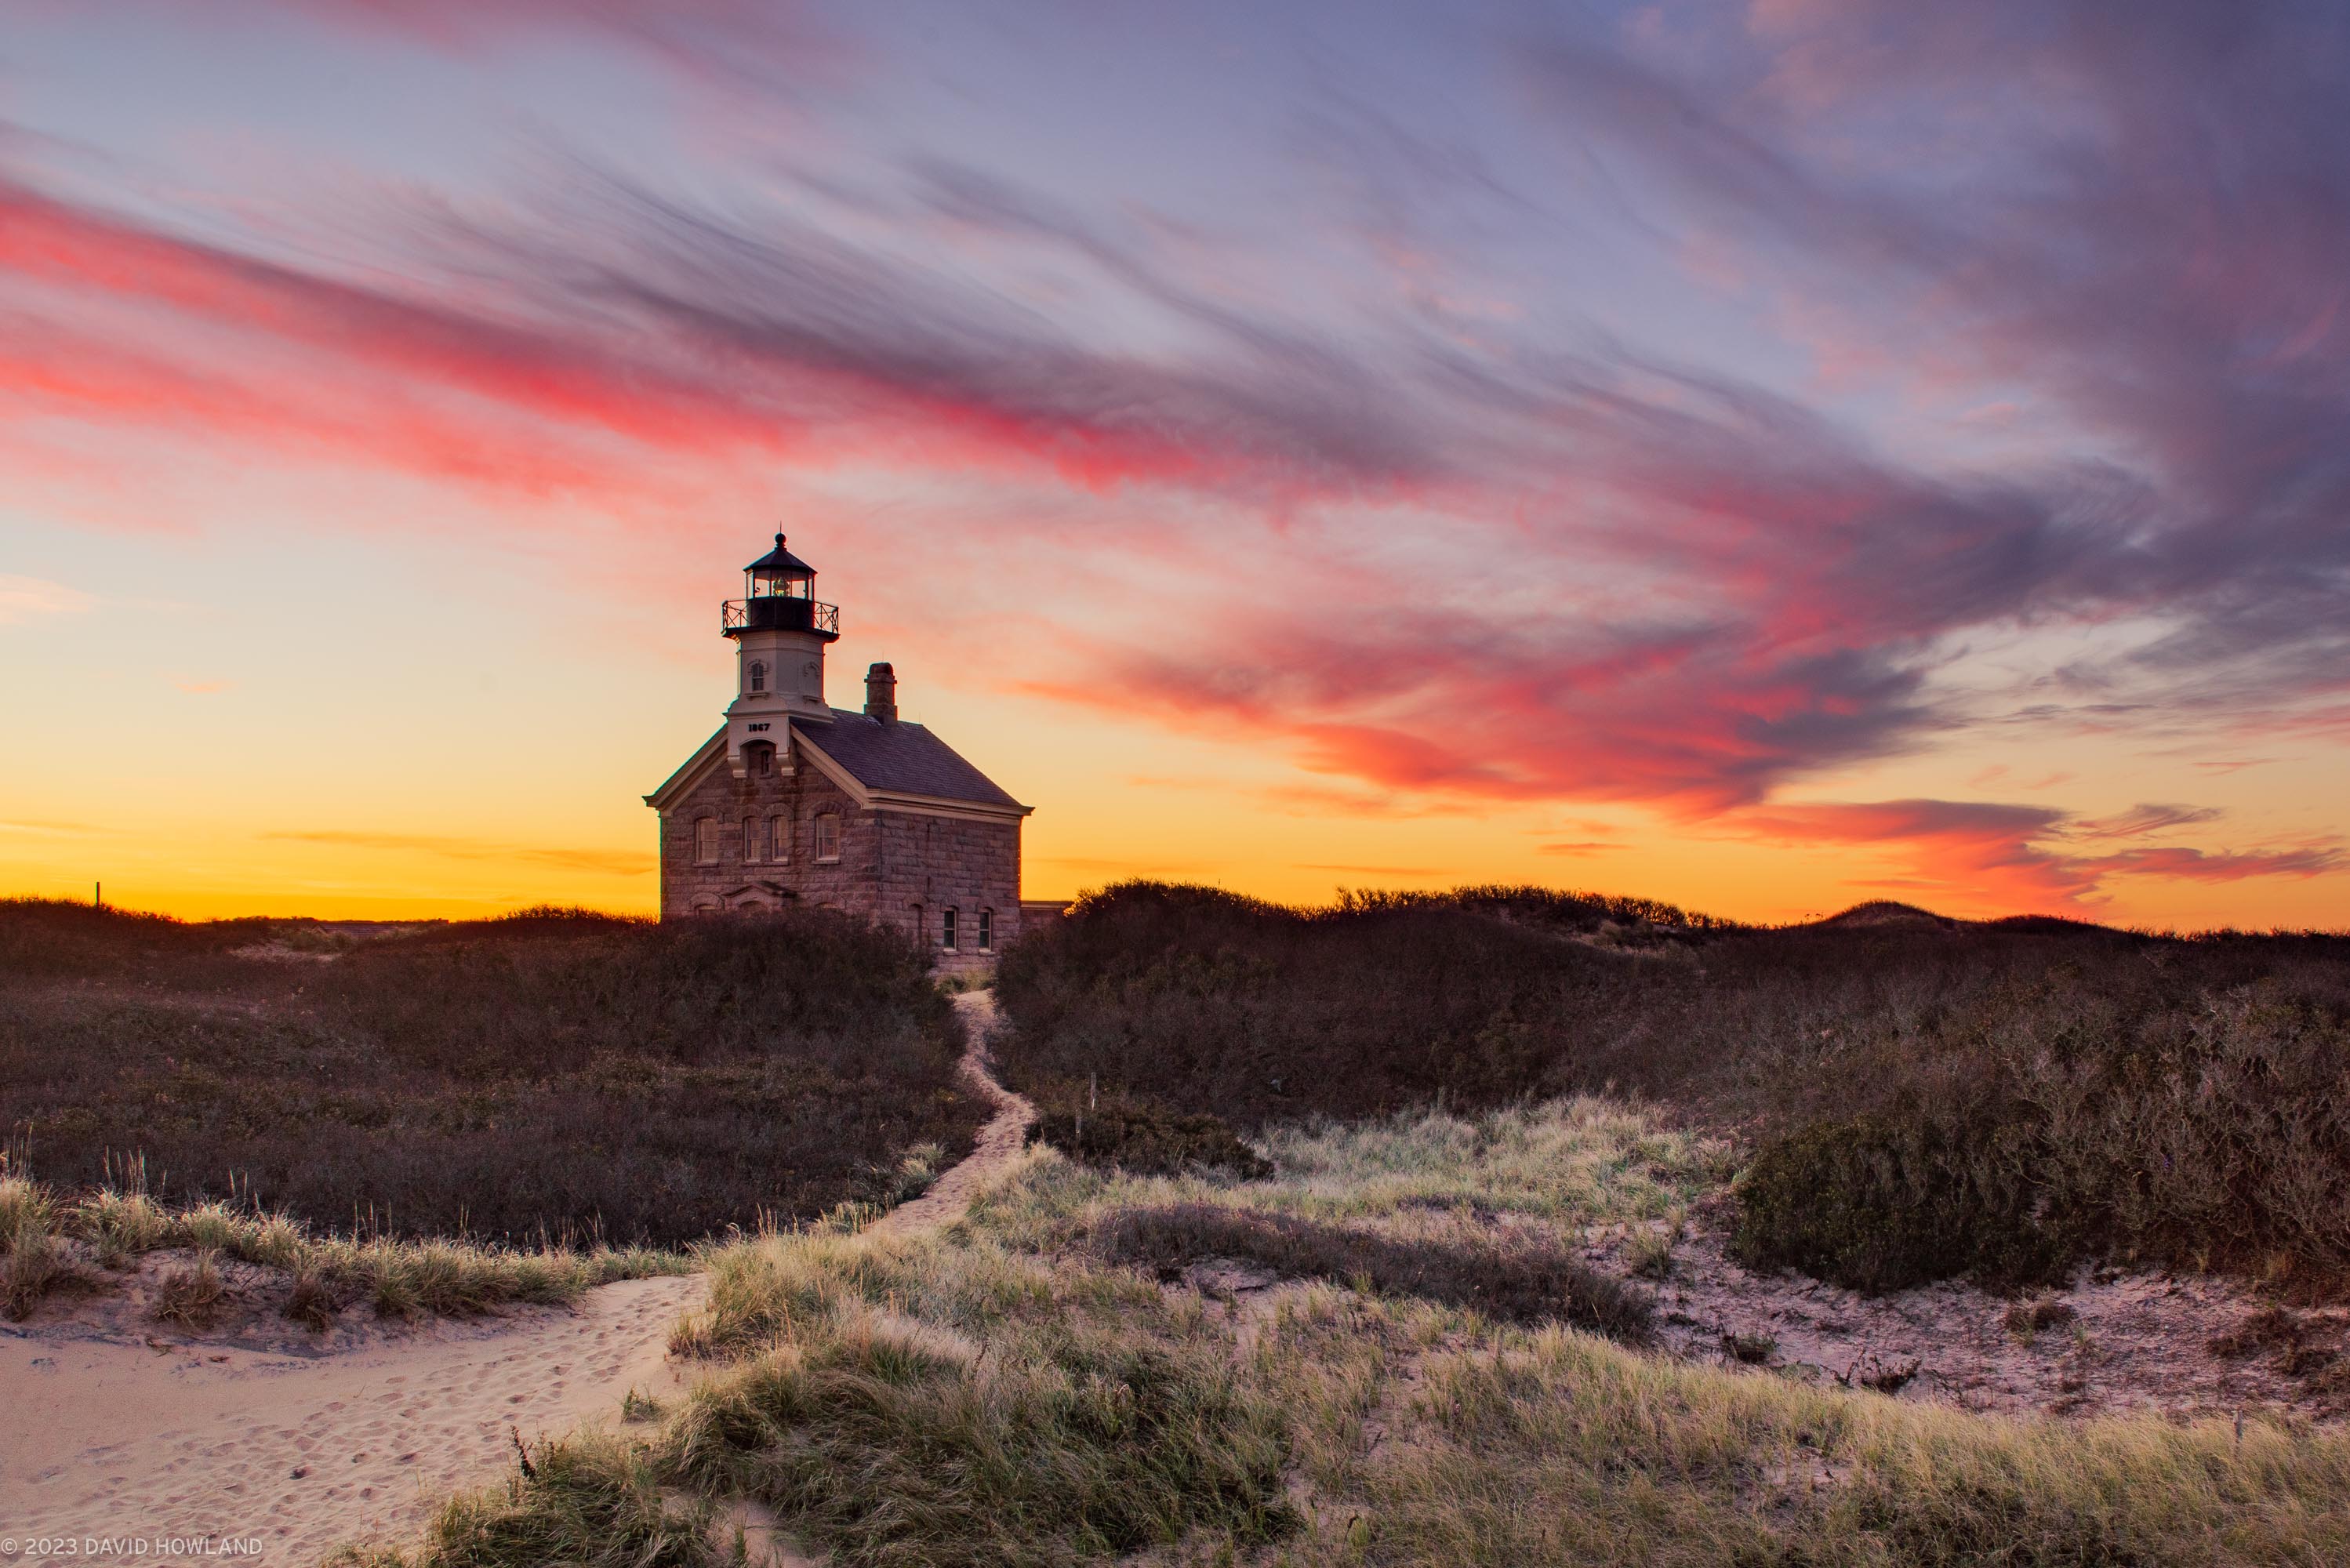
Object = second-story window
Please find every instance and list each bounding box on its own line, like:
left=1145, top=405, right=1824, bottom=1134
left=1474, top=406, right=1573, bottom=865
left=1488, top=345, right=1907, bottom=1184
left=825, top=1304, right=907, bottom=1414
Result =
left=813, top=812, right=841, bottom=862
left=942, top=907, right=957, bottom=950
left=769, top=814, right=790, bottom=863
left=693, top=817, right=718, bottom=865
left=978, top=908, right=993, bottom=952
left=747, top=660, right=766, bottom=694
left=741, top=816, right=759, bottom=862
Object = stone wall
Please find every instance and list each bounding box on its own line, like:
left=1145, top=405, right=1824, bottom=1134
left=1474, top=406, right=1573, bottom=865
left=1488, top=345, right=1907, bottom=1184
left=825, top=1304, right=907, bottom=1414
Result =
left=657, top=749, right=880, bottom=917
left=873, top=811, right=1024, bottom=978
left=656, top=742, right=1022, bottom=975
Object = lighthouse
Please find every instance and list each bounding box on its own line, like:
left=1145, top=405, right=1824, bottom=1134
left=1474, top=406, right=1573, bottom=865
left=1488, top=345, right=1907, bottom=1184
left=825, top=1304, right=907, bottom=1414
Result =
left=720, top=533, right=840, bottom=777
left=645, top=529, right=1037, bottom=974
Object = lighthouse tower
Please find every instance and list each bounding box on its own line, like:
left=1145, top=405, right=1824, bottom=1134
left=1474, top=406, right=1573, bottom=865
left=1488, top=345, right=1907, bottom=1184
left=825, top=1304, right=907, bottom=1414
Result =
left=720, top=533, right=840, bottom=776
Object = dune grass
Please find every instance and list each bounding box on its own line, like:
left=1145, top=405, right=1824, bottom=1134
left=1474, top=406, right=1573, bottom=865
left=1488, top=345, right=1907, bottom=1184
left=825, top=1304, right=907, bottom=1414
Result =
left=366, top=1123, right=2350, bottom=1561
left=663, top=1214, right=1299, bottom=1566
left=328, top=1431, right=714, bottom=1568
left=1253, top=1285, right=2350, bottom=1566
left=0, top=1167, right=688, bottom=1324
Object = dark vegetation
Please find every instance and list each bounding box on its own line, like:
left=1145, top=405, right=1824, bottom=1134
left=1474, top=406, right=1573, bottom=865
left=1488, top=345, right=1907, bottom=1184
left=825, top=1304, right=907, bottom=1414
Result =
left=1024, top=1084, right=1271, bottom=1178
left=1091, top=1201, right=1652, bottom=1339
left=0, top=898, right=980, bottom=1247
left=997, top=880, right=2350, bottom=1297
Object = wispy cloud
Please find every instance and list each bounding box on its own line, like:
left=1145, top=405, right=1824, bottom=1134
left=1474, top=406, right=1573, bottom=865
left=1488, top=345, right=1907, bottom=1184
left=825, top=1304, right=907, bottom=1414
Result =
left=0, top=575, right=94, bottom=625
left=1724, top=797, right=2343, bottom=913
left=2071, top=804, right=2225, bottom=840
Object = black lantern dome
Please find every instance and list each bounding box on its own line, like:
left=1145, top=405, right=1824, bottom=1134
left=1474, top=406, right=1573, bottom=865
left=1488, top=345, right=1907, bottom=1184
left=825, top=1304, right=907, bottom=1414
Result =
left=723, top=532, right=840, bottom=641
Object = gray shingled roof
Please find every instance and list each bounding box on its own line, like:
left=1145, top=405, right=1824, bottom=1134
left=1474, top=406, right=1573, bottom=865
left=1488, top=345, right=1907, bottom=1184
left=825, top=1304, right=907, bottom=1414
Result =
left=796, top=710, right=1024, bottom=809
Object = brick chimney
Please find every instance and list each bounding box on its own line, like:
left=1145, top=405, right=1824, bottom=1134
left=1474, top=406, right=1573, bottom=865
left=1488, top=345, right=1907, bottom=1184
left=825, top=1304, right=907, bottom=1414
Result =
left=864, top=661, right=898, bottom=724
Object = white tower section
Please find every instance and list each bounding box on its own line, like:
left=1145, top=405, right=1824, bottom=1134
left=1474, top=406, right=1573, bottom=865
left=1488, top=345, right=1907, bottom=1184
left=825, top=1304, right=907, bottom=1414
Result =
left=721, top=533, right=840, bottom=778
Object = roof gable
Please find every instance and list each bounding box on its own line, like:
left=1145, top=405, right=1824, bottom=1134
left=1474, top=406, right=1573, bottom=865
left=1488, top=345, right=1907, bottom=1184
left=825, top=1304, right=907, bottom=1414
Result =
left=644, top=728, right=726, bottom=811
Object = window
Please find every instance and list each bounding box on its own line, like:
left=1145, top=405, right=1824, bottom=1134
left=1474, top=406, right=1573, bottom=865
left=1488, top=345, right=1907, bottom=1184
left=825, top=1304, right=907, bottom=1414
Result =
left=741, top=816, right=759, bottom=862
left=942, top=907, right=957, bottom=951
left=769, top=814, right=790, bottom=863
left=692, top=818, right=718, bottom=865
left=747, top=741, right=774, bottom=777
left=812, top=812, right=841, bottom=862
left=978, top=908, right=993, bottom=952
left=747, top=660, right=766, bottom=694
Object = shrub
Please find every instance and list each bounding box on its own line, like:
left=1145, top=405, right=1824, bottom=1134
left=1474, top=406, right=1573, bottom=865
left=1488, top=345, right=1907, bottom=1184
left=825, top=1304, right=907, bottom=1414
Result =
left=2, top=902, right=982, bottom=1247
left=1730, top=1109, right=2076, bottom=1293
left=1026, top=1086, right=1271, bottom=1178
left=1091, top=1202, right=1651, bottom=1339
left=999, top=880, right=2350, bottom=1296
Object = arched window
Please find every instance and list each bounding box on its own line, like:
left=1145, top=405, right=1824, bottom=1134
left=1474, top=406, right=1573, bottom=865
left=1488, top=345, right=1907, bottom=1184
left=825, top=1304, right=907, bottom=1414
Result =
left=978, top=909, right=993, bottom=953
left=747, top=660, right=767, bottom=695
left=812, top=812, right=841, bottom=862
left=941, top=907, right=958, bottom=951
left=769, top=814, right=791, bottom=863
left=741, top=816, right=759, bottom=862
left=692, top=818, right=718, bottom=865
left=746, top=741, right=774, bottom=776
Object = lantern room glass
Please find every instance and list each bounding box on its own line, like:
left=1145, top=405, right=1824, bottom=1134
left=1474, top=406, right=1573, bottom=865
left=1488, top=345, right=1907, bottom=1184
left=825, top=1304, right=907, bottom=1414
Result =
left=748, top=565, right=813, bottom=601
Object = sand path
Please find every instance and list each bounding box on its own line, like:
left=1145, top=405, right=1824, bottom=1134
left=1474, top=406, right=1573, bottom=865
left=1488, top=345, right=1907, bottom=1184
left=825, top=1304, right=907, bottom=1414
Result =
left=0, top=991, right=1033, bottom=1566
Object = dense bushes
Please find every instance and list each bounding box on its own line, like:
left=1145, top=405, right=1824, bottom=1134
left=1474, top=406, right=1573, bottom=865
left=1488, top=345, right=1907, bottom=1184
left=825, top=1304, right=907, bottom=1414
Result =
left=1, top=900, right=981, bottom=1246
left=993, top=881, right=1651, bottom=1126
left=1025, top=1083, right=1270, bottom=1178
left=997, top=881, right=2350, bottom=1294
left=1734, top=984, right=2350, bottom=1293
left=1731, top=1109, right=2074, bottom=1293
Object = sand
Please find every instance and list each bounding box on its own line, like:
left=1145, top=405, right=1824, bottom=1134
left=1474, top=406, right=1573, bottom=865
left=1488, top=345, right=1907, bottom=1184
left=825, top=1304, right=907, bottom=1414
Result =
left=1591, top=1201, right=2341, bottom=1424
left=0, top=991, right=1034, bottom=1567
left=1, top=1275, right=704, bottom=1563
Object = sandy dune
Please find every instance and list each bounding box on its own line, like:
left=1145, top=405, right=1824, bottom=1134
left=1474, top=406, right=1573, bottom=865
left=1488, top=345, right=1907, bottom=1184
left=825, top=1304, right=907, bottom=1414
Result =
left=2, top=1275, right=703, bottom=1564
left=0, top=991, right=1033, bottom=1567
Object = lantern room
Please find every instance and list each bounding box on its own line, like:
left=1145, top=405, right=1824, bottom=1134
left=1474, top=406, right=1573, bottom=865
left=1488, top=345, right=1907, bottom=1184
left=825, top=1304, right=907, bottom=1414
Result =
left=724, top=533, right=841, bottom=640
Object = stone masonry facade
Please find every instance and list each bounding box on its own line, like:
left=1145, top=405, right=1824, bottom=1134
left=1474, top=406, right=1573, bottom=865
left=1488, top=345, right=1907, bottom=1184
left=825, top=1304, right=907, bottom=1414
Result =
left=657, top=743, right=1022, bottom=978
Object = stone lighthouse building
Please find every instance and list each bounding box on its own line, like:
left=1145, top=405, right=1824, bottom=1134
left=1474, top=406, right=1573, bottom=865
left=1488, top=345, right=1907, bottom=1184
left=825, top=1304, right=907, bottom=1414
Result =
left=644, top=533, right=1031, bottom=974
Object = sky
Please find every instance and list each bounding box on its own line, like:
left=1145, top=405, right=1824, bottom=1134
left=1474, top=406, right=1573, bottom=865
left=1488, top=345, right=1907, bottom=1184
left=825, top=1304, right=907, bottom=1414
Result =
left=2, top=0, right=2346, bottom=927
